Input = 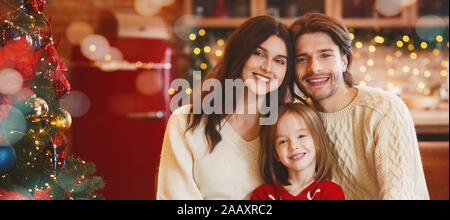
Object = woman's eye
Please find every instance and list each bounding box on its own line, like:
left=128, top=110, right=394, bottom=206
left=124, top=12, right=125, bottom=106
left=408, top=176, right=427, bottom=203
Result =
left=298, top=134, right=306, bottom=139
left=254, top=51, right=264, bottom=57
left=275, top=59, right=286, bottom=65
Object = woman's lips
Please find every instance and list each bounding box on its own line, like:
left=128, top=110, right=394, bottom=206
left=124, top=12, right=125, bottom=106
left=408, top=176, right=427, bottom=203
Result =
left=253, top=72, right=272, bottom=84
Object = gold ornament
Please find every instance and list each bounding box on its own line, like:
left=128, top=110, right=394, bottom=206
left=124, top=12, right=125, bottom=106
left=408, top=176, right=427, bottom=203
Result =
left=50, top=109, right=72, bottom=130
left=26, top=97, right=49, bottom=122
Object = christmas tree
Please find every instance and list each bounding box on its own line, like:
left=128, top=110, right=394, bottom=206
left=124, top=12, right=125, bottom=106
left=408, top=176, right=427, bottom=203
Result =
left=0, top=0, right=104, bottom=200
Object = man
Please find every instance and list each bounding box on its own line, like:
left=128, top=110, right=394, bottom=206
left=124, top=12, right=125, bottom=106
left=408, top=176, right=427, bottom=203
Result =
left=290, top=12, right=429, bottom=200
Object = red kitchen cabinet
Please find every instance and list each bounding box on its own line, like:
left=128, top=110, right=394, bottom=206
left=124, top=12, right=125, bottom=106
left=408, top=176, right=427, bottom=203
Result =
left=70, top=37, right=177, bottom=200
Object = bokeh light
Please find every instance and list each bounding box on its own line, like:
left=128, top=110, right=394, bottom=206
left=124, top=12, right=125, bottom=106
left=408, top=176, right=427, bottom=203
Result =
left=136, top=71, right=163, bottom=96
left=80, top=35, right=110, bottom=60
left=60, top=91, right=91, bottom=118
left=134, top=0, right=163, bottom=16
left=66, top=21, right=94, bottom=45
left=0, top=105, right=27, bottom=145
left=415, top=15, right=447, bottom=41
left=375, top=0, right=403, bottom=17
left=0, top=69, right=23, bottom=95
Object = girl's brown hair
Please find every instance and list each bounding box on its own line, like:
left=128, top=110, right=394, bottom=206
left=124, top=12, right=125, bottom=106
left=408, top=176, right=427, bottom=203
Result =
left=260, top=103, right=334, bottom=185
left=186, top=16, right=294, bottom=152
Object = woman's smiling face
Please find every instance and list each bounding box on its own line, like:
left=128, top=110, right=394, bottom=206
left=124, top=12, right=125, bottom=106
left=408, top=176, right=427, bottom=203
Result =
left=241, top=35, right=288, bottom=96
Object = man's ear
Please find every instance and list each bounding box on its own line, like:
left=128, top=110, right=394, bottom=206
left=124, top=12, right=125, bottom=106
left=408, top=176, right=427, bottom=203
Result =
left=341, top=53, right=349, bottom=72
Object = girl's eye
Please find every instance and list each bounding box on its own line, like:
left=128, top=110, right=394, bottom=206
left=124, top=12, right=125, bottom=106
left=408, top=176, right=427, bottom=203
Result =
left=278, top=140, right=287, bottom=145
left=298, top=134, right=306, bottom=139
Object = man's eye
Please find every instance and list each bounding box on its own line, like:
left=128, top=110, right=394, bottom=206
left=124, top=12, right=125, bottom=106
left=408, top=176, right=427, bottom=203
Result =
left=296, top=57, right=308, bottom=63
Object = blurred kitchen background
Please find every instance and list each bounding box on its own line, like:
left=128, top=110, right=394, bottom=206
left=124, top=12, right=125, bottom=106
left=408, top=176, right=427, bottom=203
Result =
left=35, top=0, right=448, bottom=200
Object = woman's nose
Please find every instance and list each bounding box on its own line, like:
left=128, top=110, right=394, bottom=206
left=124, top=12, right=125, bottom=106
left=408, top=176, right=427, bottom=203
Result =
left=261, top=59, right=273, bottom=74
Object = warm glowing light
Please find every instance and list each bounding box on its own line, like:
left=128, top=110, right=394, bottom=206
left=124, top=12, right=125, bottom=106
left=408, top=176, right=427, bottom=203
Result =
left=369, top=45, right=376, bottom=53
left=407, top=44, right=415, bottom=51
left=403, top=66, right=410, bottom=72
left=217, top=39, right=225, bottom=46
left=441, top=70, right=448, bottom=77
left=189, top=33, right=196, bottom=41
left=374, top=36, right=384, bottom=44
left=386, top=55, right=393, bottom=62
left=360, top=66, right=367, bottom=73
left=403, top=35, right=410, bottom=42
left=89, top=44, right=97, bottom=52
left=186, top=88, right=193, bottom=95
left=388, top=68, right=395, bottom=76
left=168, top=88, right=175, bottom=95
left=198, top=29, right=206, bottom=36
left=410, top=52, right=417, bottom=59
left=424, top=71, right=431, bottom=78
left=432, top=49, right=440, bottom=56
left=420, top=42, right=428, bottom=49
left=215, top=50, right=223, bottom=57
left=387, top=82, right=394, bottom=90
left=200, top=63, right=208, bottom=70
left=396, top=41, right=404, bottom=48
left=355, top=42, right=363, bottom=48
left=193, top=48, right=201, bottom=55
left=349, top=33, right=355, bottom=40
left=367, top=59, right=374, bottom=66
left=418, top=82, right=425, bottom=89
left=436, top=35, right=444, bottom=42
left=204, top=46, right=211, bottom=53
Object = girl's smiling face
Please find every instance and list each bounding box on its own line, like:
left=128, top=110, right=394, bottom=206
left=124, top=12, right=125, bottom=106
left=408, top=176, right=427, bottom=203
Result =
left=274, top=112, right=317, bottom=175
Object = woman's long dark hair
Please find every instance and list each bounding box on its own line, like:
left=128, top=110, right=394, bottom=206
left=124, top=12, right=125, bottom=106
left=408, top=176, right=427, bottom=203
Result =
left=186, top=16, right=295, bottom=152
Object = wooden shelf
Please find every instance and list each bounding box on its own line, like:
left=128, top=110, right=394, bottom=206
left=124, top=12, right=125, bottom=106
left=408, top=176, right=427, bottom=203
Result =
left=182, top=0, right=449, bottom=28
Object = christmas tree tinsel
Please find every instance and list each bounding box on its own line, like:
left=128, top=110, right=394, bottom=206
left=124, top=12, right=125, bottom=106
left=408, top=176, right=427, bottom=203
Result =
left=0, top=0, right=104, bottom=200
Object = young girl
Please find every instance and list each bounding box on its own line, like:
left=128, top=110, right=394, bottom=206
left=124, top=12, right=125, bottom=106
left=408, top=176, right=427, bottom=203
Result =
left=251, top=103, right=344, bottom=200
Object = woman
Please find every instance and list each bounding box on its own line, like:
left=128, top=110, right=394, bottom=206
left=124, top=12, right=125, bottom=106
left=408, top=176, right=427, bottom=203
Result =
left=157, top=16, right=295, bottom=200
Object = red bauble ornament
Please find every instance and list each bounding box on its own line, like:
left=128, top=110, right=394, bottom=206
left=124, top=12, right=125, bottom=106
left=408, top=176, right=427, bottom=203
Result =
left=49, top=131, right=67, bottom=168
left=31, top=0, right=46, bottom=12
left=33, top=188, right=50, bottom=200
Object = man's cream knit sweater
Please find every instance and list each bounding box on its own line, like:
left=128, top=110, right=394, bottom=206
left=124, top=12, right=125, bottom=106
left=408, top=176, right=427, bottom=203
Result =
left=317, top=86, right=429, bottom=200
left=157, top=105, right=263, bottom=200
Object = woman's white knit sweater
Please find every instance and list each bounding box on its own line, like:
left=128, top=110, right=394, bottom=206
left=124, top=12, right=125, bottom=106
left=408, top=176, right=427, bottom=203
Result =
left=157, top=105, right=263, bottom=200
